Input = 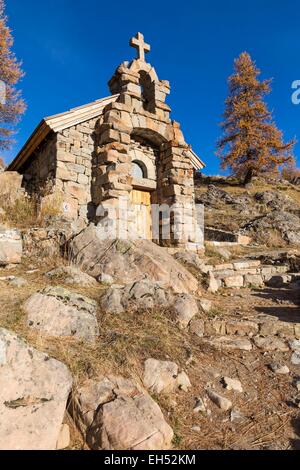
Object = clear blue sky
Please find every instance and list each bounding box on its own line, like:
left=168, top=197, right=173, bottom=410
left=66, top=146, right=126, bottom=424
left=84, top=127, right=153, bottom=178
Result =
left=3, top=0, right=300, bottom=174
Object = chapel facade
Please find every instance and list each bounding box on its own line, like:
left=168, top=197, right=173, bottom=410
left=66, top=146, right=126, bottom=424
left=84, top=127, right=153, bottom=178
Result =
left=8, top=33, right=205, bottom=250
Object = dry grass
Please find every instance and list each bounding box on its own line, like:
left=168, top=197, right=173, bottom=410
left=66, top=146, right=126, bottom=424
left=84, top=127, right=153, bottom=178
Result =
left=0, top=190, right=63, bottom=229
left=0, top=253, right=299, bottom=450
left=0, top=194, right=38, bottom=228
left=254, top=228, right=288, bottom=249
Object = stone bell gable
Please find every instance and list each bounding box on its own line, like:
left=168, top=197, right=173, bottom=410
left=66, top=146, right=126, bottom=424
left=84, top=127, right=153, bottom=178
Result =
left=8, top=32, right=205, bottom=250
left=92, top=33, right=204, bottom=249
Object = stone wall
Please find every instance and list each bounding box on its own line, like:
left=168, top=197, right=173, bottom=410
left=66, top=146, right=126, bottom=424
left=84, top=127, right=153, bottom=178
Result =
left=55, top=120, right=96, bottom=221
left=206, top=259, right=290, bottom=291
left=21, top=133, right=57, bottom=196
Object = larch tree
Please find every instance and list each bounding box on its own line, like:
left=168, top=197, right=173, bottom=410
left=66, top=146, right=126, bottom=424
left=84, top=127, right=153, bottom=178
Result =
left=217, top=52, right=295, bottom=184
left=0, top=0, right=25, bottom=154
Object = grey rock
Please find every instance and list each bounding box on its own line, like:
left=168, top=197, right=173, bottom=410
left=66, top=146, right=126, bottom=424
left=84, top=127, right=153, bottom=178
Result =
left=189, top=319, right=205, bottom=338
left=70, top=375, right=174, bottom=450
left=268, top=363, right=290, bottom=375
left=9, top=277, right=28, bottom=288
left=100, top=279, right=171, bottom=314
left=70, top=226, right=198, bottom=294
left=0, top=328, right=72, bottom=450
left=203, top=336, right=252, bottom=351
left=243, top=210, right=300, bottom=245
left=193, top=397, right=206, bottom=414
left=199, top=299, right=212, bottom=314
left=291, top=352, right=300, bottom=365
left=173, top=293, right=199, bottom=328
left=143, top=359, right=191, bottom=394
left=253, top=336, right=289, bottom=352
left=206, top=389, right=232, bottom=411
left=98, top=273, right=114, bottom=285
left=0, top=229, right=22, bottom=266
left=101, top=287, right=124, bottom=314
left=46, top=266, right=98, bottom=287
left=222, top=377, right=243, bottom=393
left=24, top=286, right=99, bottom=342
left=289, top=339, right=300, bottom=351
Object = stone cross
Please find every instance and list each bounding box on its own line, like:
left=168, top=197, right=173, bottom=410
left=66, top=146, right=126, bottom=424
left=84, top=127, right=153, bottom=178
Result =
left=130, top=32, right=150, bottom=62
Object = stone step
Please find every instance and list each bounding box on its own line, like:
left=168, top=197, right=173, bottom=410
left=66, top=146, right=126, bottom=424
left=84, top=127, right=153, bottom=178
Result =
left=190, top=317, right=300, bottom=340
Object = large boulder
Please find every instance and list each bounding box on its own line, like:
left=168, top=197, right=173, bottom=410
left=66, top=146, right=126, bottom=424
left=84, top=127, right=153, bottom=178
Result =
left=24, top=286, right=99, bottom=342
left=70, top=375, right=174, bottom=450
left=0, top=229, right=22, bottom=266
left=69, top=225, right=198, bottom=294
left=0, top=328, right=72, bottom=450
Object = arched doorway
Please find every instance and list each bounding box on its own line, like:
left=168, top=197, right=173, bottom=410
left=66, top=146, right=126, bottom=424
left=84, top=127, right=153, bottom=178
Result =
left=130, top=159, right=153, bottom=240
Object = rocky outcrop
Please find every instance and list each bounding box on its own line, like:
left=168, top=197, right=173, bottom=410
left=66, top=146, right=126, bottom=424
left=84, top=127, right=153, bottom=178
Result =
left=196, top=185, right=235, bottom=207
left=254, top=191, right=296, bottom=211
left=70, top=225, right=198, bottom=294
left=243, top=210, right=300, bottom=245
left=24, top=286, right=99, bottom=342
left=70, top=375, right=174, bottom=450
left=0, top=229, right=22, bottom=266
left=0, top=328, right=72, bottom=450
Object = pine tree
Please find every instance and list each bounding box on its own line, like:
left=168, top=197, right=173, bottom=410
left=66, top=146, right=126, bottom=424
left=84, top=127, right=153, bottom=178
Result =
left=0, top=0, right=25, bottom=151
left=217, top=52, right=295, bottom=184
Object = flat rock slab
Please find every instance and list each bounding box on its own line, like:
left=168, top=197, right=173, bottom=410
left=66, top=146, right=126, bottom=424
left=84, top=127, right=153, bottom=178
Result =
left=0, top=229, right=22, bottom=266
left=70, top=226, right=198, bottom=294
left=202, top=336, right=253, bottom=351
left=253, top=336, right=289, bottom=352
left=0, top=328, right=72, bottom=450
left=24, top=286, right=99, bottom=342
left=70, top=375, right=174, bottom=450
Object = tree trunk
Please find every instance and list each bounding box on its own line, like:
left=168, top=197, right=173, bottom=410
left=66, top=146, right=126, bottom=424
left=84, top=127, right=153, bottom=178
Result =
left=244, top=168, right=254, bottom=185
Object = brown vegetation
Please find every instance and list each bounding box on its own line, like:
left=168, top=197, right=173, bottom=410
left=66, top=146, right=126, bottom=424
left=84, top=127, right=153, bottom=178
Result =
left=217, top=52, right=295, bottom=183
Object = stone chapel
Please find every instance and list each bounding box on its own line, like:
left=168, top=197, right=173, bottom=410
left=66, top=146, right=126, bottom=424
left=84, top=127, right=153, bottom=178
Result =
left=8, top=33, right=205, bottom=250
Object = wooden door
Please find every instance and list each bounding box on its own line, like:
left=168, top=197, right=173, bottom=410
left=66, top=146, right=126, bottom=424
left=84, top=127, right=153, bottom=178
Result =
left=130, top=189, right=152, bottom=240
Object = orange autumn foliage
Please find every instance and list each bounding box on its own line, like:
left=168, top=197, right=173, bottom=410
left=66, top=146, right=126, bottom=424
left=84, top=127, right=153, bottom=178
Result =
left=0, top=0, right=25, bottom=150
left=217, top=52, right=295, bottom=183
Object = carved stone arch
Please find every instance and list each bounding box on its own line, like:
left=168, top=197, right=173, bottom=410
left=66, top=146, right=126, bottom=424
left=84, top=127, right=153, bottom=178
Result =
left=132, top=125, right=172, bottom=146
left=129, top=59, right=158, bottom=82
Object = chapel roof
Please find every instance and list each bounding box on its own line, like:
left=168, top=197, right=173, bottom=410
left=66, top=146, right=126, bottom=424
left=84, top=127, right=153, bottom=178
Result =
left=8, top=94, right=204, bottom=171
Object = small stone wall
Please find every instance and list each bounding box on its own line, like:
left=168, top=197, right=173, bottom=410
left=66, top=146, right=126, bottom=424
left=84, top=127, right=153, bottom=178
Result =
left=205, top=227, right=251, bottom=245
left=206, top=259, right=290, bottom=290
left=191, top=316, right=300, bottom=341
